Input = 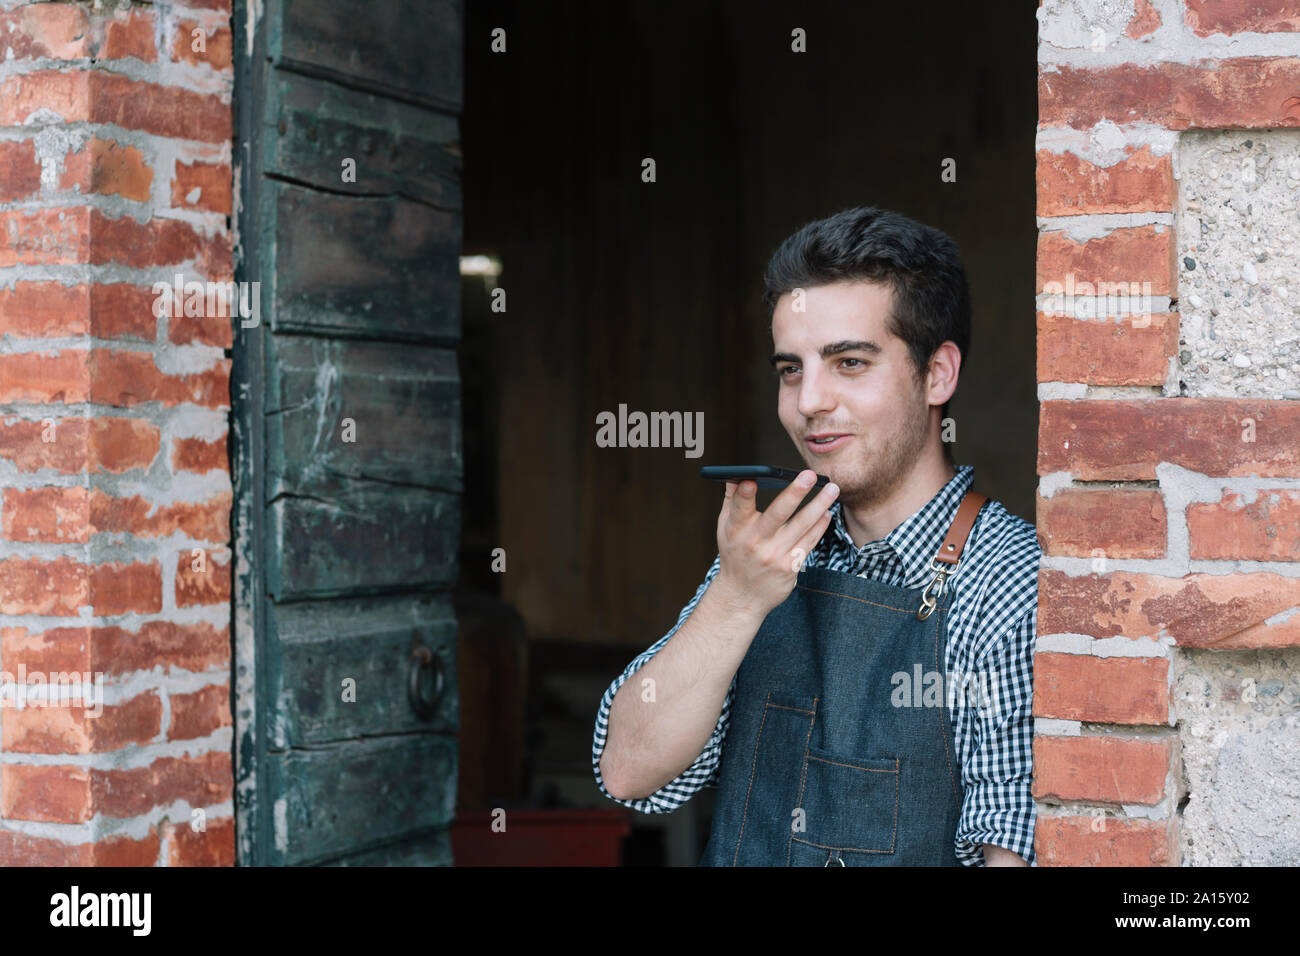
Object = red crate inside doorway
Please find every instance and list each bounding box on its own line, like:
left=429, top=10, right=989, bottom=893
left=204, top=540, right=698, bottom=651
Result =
left=451, top=808, right=632, bottom=866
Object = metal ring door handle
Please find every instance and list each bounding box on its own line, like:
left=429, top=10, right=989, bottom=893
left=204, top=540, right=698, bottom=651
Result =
left=408, top=644, right=444, bottom=719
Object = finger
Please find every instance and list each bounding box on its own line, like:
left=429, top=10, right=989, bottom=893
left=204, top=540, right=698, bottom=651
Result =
left=788, top=507, right=835, bottom=568
left=726, top=479, right=759, bottom=521
left=718, top=482, right=738, bottom=532
left=775, top=480, right=840, bottom=553
left=755, top=470, right=822, bottom=537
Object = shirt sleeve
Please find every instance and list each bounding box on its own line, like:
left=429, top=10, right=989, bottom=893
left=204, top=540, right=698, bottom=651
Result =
left=953, top=601, right=1037, bottom=866
left=591, top=554, right=734, bottom=813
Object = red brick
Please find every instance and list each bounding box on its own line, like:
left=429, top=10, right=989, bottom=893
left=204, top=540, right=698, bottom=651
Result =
left=89, top=210, right=232, bottom=274
left=0, top=71, right=230, bottom=142
left=89, top=489, right=231, bottom=542
left=1039, top=399, right=1300, bottom=480
left=1037, top=312, right=1177, bottom=386
left=172, top=20, right=233, bottom=71
left=172, top=160, right=232, bottom=215
left=0, top=765, right=92, bottom=823
left=1038, top=225, right=1175, bottom=299
left=0, top=70, right=91, bottom=125
left=89, top=560, right=162, bottom=616
left=60, top=137, right=154, bottom=202
left=1033, top=652, right=1171, bottom=724
left=172, top=436, right=227, bottom=473
left=0, top=207, right=91, bottom=266
left=100, top=8, right=157, bottom=62
left=91, top=416, right=162, bottom=473
left=166, top=814, right=235, bottom=866
left=1187, top=489, right=1300, bottom=560
left=161, top=274, right=241, bottom=348
left=1039, top=569, right=1300, bottom=648
left=93, top=830, right=161, bottom=866
left=2, top=486, right=90, bottom=543
left=0, top=828, right=158, bottom=866
left=0, top=350, right=88, bottom=403
left=0, top=4, right=91, bottom=60
left=1035, top=816, right=1177, bottom=866
left=2, top=620, right=230, bottom=677
left=0, top=419, right=74, bottom=473
left=94, top=752, right=231, bottom=817
left=1, top=488, right=229, bottom=543
left=92, top=621, right=230, bottom=675
left=0, top=140, right=42, bottom=202
left=169, top=685, right=231, bottom=741
left=0, top=208, right=230, bottom=276
left=3, top=692, right=161, bottom=754
left=91, top=283, right=158, bottom=340
left=0, top=282, right=153, bottom=340
left=0, top=626, right=91, bottom=674
left=1036, top=146, right=1175, bottom=216
left=1039, top=58, right=1300, bottom=130
left=0, top=20, right=234, bottom=871
left=92, top=72, right=231, bottom=143
left=1185, top=0, right=1300, bottom=36
left=1034, top=734, right=1175, bottom=804
left=0, top=830, right=87, bottom=865
left=94, top=692, right=163, bottom=750
left=1128, top=0, right=1163, bottom=38
left=0, top=417, right=159, bottom=475
left=0, top=282, right=88, bottom=338
left=1035, top=488, right=1167, bottom=558
left=0, top=556, right=87, bottom=616
left=175, top=548, right=231, bottom=607
left=0, top=419, right=78, bottom=474
left=89, top=350, right=230, bottom=409
left=169, top=312, right=236, bottom=348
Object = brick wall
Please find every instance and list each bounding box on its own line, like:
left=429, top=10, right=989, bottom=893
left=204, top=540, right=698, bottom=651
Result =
left=1034, top=0, right=1300, bottom=865
left=0, top=0, right=234, bottom=865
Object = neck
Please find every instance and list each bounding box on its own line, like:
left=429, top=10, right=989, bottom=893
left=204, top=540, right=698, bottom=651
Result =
left=840, top=449, right=957, bottom=549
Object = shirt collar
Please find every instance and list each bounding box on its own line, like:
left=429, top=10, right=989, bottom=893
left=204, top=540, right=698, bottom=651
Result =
left=823, top=465, right=976, bottom=589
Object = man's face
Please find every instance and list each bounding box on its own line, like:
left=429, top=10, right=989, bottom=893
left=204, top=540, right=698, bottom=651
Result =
left=771, top=280, right=932, bottom=507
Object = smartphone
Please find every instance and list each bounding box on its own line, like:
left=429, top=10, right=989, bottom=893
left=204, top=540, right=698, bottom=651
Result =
left=699, top=465, right=830, bottom=490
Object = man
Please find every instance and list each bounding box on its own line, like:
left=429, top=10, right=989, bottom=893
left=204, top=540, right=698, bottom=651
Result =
left=592, top=206, right=1039, bottom=866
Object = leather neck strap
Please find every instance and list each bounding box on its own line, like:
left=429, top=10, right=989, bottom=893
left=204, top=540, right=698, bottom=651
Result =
left=933, top=489, right=988, bottom=568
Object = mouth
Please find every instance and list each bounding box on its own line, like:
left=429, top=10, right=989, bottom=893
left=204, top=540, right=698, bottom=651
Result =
left=805, top=432, right=852, bottom=454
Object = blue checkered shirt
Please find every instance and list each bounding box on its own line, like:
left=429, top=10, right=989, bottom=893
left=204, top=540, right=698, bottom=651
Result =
left=591, top=464, right=1040, bottom=866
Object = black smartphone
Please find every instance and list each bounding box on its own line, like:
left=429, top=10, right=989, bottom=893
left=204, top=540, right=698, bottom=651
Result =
left=699, top=465, right=830, bottom=490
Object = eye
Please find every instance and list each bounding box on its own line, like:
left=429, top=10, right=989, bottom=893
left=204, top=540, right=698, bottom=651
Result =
left=776, top=365, right=799, bottom=378
left=841, top=358, right=868, bottom=369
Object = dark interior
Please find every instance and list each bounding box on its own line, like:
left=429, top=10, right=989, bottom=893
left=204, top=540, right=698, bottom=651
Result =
left=455, top=0, right=1039, bottom=865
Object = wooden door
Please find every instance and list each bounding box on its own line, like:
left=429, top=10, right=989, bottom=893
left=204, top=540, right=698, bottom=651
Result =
left=232, top=0, right=464, bottom=865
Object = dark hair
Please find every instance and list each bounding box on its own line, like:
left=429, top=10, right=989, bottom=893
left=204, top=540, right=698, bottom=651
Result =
left=762, top=206, right=971, bottom=464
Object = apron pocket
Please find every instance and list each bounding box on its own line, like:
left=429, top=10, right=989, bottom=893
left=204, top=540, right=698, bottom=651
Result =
left=790, top=748, right=898, bottom=857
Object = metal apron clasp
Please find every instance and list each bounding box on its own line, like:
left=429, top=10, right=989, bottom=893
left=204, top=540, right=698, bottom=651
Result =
left=916, top=555, right=955, bottom=621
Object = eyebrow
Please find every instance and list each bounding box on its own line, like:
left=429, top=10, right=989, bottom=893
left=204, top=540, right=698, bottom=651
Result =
left=769, top=339, right=883, bottom=368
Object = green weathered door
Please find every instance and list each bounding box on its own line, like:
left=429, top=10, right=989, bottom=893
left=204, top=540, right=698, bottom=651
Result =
left=231, top=0, right=463, bottom=865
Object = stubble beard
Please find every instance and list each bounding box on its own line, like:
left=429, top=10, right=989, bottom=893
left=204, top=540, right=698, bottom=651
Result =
left=821, top=384, right=931, bottom=511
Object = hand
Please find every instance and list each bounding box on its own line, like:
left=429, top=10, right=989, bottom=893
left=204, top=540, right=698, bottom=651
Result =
left=712, top=470, right=839, bottom=618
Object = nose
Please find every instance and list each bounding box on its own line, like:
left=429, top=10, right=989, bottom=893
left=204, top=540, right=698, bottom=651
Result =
left=796, top=365, right=835, bottom=419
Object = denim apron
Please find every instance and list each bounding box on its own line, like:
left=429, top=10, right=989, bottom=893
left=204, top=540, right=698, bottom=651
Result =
left=699, top=494, right=984, bottom=866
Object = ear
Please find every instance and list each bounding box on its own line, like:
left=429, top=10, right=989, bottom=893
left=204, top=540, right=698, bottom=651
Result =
left=927, top=342, right=961, bottom=405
